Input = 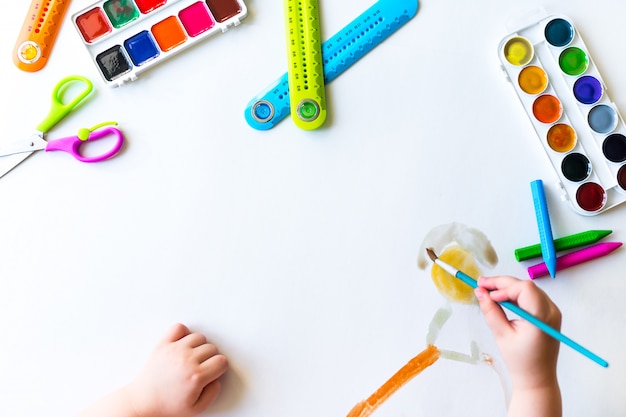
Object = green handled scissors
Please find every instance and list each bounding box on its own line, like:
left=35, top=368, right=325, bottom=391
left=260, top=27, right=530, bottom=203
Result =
left=0, top=75, right=124, bottom=179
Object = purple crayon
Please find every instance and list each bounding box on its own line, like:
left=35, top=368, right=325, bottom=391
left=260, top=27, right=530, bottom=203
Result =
left=528, top=242, right=622, bottom=279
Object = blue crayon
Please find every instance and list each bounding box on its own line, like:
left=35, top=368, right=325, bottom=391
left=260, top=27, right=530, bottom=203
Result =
left=531, top=180, right=557, bottom=278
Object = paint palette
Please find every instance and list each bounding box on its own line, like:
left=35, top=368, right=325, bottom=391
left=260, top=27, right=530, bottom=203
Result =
left=72, top=0, right=247, bottom=86
left=499, top=15, right=626, bottom=215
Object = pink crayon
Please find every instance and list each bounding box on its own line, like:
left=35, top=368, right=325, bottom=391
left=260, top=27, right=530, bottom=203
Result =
left=528, top=242, right=623, bottom=279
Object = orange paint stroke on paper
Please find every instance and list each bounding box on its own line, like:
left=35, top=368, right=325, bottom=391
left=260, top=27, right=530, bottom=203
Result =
left=346, top=344, right=441, bottom=417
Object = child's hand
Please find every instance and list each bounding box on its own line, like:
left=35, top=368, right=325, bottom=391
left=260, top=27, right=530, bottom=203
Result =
left=474, top=276, right=561, bottom=390
left=126, top=323, right=229, bottom=417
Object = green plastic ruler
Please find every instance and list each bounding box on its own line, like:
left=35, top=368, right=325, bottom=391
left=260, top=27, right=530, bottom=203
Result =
left=284, top=0, right=326, bottom=130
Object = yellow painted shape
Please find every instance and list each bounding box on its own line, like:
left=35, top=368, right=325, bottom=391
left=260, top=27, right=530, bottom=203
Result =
left=431, top=245, right=481, bottom=304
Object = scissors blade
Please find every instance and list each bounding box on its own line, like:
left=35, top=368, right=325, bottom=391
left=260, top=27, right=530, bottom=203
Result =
left=0, top=134, right=46, bottom=179
left=0, top=151, right=34, bottom=179
left=0, top=135, right=47, bottom=157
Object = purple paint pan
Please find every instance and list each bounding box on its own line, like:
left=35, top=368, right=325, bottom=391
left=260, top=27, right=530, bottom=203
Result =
left=573, top=75, right=602, bottom=105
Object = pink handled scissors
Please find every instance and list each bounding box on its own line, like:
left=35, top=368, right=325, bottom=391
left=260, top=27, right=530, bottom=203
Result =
left=0, top=75, right=124, bottom=179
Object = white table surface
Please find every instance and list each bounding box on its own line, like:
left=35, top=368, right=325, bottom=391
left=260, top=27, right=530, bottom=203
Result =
left=0, top=0, right=624, bottom=416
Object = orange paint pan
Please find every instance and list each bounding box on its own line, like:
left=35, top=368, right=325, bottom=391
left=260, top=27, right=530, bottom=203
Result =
left=13, top=0, right=71, bottom=72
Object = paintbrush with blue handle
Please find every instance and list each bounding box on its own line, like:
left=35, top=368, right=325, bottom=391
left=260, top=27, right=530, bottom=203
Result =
left=426, top=248, right=608, bottom=368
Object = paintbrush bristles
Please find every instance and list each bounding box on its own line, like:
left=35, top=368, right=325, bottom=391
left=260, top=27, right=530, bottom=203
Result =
left=426, top=247, right=438, bottom=262
left=425, top=248, right=460, bottom=278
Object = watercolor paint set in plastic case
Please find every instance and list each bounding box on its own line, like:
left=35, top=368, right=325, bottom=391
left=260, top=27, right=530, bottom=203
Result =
left=499, top=15, right=626, bottom=215
left=72, top=0, right=247, bottom=86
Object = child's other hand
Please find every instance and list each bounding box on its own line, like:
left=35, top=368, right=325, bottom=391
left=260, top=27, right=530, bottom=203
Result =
left=474, top=276, right=561, bottom=390
left=127, top=323, right=229, bottom=417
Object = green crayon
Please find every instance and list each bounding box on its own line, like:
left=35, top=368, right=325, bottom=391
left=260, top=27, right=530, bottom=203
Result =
left=515, top=230, right=612, bottom=261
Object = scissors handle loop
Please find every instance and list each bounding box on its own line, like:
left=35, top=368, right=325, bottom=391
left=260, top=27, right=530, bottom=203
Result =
left=45, top=124, right=124, bottom=163
left=36, top=75, right=94, bottom=133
